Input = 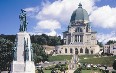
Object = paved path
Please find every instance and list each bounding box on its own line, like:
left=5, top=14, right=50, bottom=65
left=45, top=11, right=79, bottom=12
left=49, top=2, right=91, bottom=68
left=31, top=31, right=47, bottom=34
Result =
left=41, top=61, right=66, bottom=67
left=67, top=70, right=75, bottom=73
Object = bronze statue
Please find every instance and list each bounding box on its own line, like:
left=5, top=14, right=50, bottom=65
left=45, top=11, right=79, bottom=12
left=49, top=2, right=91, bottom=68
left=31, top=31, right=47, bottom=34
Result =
left=25, top=47, right=29, bottom=61
left=19, top=9, right=28, bottom=32
left=12, top=40, right=17, bottom=61
left=24, top=38, right=29, bottom=61
left=30, top=44, right=34, bottom=61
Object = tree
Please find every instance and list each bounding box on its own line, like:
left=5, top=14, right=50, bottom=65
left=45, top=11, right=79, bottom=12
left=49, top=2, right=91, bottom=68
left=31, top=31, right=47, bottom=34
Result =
left=97, top=40, right=103, bottom=47
left=113, top=59, right=116, bottom=70
left=0, top=37, right=13, bottom=71
left=32, top=43, right=48, bottom=63
left=106, top=40, right=116, bottom=45
left=0, top=34, right=63, bottom=46
left=48, top=36, right=61, bottom=46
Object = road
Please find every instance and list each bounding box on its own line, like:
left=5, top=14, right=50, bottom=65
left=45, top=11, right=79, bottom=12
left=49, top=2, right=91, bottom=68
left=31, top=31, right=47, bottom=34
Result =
left=36, top=61, right=67, bottom=68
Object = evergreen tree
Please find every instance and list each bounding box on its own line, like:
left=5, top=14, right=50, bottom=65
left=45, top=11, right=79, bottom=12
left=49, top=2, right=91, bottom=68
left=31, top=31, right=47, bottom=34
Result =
left=113, top=59, right=116, bottom=70
left=0, top=37, right=13, bottom=71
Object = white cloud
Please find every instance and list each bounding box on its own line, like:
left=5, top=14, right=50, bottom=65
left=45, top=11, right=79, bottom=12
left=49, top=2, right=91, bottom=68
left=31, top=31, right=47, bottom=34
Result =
left=26, top=0, right=116, bottom=37
left=36, top=0, right=97, bottom=23
left=26, top=0, right=98, bottom=36
left=24, top=7, right=35, bottom=12
left=45, top=30, right=57, bottom=36
left=34, top=19, right=61, bottom=30
left=97, top=31, right=116, bottom=44
left=90, top=5, right=116, bottom=28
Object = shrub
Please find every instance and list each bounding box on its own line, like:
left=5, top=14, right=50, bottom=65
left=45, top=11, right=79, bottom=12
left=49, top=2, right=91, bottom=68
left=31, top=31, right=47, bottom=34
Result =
left=113, top=60, right=116, bottom=70
left=74, top=68, right=82, bottom=73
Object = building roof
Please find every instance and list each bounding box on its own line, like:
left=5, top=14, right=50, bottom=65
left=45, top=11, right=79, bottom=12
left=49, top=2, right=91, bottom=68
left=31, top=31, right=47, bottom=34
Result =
left=70, top=3, right=89, bottom=24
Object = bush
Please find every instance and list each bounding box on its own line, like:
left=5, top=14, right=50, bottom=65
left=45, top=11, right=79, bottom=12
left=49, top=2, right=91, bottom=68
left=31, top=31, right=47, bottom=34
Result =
left=112, top=70, right=116, bottom=73
left=113, top=60, right=116, bottom=70
left=74, top=68, right=82, bottom=73
left=55, top=64, right=61, bottom=68
left=44, top=65, right=55, bottom=70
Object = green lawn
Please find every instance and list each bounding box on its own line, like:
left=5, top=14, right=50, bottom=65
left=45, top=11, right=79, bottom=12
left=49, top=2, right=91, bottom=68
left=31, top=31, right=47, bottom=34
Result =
left=79, top=56, right=116, bottom=66
left=43, top=70, right=51, bottom=73
left=44, top=70, right=102, bottom=73
left=48, top=55, right=116, bottom=66
left=82, top=70, right=101, bottom=73
left=79, top=55, right=96, bottom=59
left=48, top=55, right=72, bottom=61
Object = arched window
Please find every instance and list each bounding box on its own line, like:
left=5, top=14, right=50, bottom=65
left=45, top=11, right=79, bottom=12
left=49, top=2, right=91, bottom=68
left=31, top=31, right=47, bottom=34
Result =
left=80, top=48, right=83, bottom=53
left=75, top=48, right=78, bottom=55
left=65, top=48, right=67, bottom=53
left=70, top=48, right=73, bottom=53
left=59, top=51, right=61, bottom=53
left=85, top=48, right=89, bottom=54
left=91, top=50, right=93, bottom=54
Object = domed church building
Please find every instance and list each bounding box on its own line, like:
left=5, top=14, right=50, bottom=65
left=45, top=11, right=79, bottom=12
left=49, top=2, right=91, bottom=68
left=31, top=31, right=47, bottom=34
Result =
left=55, top=3, right=100, bottom=55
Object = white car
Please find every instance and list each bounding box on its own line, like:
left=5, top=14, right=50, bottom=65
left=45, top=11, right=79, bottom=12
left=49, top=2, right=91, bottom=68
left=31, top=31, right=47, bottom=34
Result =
left=44, top=61, right=49, bottom=64
left=87, top=64, right=91, bottom=68
left=93, top=65, right=97, bottom=68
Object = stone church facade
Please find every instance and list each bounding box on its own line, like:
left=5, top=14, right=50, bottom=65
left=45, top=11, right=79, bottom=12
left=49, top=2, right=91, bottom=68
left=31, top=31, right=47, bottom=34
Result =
left=55, top=3, right=100, bottom=55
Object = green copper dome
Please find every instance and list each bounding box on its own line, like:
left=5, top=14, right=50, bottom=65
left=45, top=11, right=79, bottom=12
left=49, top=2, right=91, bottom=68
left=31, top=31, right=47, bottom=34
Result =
left=70, top=3, right=89, bottom=23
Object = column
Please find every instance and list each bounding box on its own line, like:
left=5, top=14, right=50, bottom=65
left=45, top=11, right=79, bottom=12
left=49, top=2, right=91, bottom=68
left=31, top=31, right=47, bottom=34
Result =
left=72, top=36, right=73, bottom=43
left=71, top=33, right=73, bottom=43
left=77, top=35, right=79, bottom=42
left=73, top=36, right=75, bottom=43
left=66, top=36, right=68, bottom=45
left=73, top=36, right=74, bottom=43
left=79, top=35, right=80, bottom=42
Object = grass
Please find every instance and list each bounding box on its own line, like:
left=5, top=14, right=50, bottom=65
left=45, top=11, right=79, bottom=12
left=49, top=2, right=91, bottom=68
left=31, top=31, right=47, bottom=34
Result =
left=43, top=70, right=51, bottom=73
left=48, top=55, right=116, bottom=66
left=79, top=56, right=116, bottom=66
left=79, top=55, right=96, bottom=59
left=44, top=70, right=102, bottom=73
left=48, top=55, right=72, bottom=61
left=82, top=70, right=101, bottom=73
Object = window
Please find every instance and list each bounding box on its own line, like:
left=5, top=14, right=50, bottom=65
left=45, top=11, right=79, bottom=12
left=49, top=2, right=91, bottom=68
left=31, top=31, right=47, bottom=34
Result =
left=91, top=50, right=93, bottom=54
left=65, top=48, right=67, bottom=53
left=75, top=48, right=78, bottom=54
left=70, top=48, right=73, bottom=53
left=80, top=48, right=83, bottom=53
left=85, top=48, right=89, bottom=54
left=75, top=27, right=83, bottom=32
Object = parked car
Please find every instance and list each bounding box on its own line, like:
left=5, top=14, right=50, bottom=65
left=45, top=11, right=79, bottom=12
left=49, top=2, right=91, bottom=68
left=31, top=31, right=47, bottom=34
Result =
left=86, top=64, right=91, bottom=69
left=44, top=61, right=49, bottom=64
left=35, top=64, right=42, bottom=69
left=93, top=65, right=97, bottom=68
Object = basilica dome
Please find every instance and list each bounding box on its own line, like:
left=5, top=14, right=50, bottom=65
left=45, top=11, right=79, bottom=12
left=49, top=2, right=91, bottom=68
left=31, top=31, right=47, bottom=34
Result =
left=70, top=3, right=89, bottom=23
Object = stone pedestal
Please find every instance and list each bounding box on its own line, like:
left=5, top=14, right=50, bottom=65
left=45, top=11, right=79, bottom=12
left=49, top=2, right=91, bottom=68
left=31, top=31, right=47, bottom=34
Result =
left=10, top=32, right=35, bottom=73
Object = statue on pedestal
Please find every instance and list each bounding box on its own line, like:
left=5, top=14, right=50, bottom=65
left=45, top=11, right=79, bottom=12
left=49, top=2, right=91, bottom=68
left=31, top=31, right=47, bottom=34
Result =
left=19, top=9, right=28, bottom=32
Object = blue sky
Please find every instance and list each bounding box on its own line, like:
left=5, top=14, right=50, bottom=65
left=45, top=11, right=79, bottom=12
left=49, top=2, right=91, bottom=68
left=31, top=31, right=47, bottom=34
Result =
left=0, top=0, right=116, bottom=43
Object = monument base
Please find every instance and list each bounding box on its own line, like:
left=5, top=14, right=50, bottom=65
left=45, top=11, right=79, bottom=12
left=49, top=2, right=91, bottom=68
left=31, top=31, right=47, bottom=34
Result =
left=10, top=61, right=35, bottom=73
